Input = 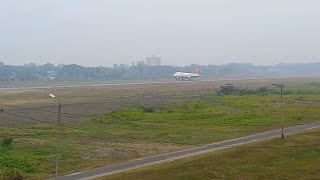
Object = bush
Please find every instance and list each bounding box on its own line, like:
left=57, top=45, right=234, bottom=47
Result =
left=217, top=85, right=238, bottom=95
left=141, top=106, right=155, bottom=113
left=1, top=137, right=13, bottom=148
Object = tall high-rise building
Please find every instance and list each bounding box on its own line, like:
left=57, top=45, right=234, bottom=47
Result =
left=146, top=55, right=161, bottom=66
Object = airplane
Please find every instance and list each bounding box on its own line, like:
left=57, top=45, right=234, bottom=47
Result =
left=171, top=68, right=203, bottom=80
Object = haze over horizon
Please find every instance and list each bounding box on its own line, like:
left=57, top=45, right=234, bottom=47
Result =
left=1, top=0, right=320, bottom=67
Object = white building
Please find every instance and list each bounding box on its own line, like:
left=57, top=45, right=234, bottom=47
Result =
left=146, top=55, right=161, bottom=66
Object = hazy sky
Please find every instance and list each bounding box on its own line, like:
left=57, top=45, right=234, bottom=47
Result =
left=1, top=0, right=320, bottom=66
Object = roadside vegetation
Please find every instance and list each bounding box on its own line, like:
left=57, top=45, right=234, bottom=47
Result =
left=0, top=79, right=320, bottom=179
left=101, top=129, right=320, bottom=180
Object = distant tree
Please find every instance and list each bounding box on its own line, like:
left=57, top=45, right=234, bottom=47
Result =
left=0, top=62, right=320, bottom=82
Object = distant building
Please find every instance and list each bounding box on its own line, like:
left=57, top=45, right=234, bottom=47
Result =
left=146, top=55, right=161, bottom=66
left=136, top=60, right=146, bottom=66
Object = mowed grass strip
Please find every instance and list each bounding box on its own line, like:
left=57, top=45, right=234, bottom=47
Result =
left=100, top=129, right=320, bottom=180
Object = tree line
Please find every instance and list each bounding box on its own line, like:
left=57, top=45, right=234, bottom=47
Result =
left=0, top=61, right=320, bottom=82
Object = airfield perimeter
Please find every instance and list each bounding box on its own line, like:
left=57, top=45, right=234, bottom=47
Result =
left=1, top=77, right=318, bottom=127
left=0, top=77, right=320, bottom=179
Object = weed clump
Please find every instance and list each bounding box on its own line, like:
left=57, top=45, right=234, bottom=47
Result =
left=140, top=106, right=155, bottom=113
left=1, top=137, right=13, bottom=148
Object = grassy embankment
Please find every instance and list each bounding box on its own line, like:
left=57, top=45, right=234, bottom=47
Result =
left=0, top=82, right=320, bottom=179
left=101, top=129, right=320, bottom=180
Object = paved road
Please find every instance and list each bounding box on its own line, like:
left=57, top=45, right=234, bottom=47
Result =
left=51, top=123, right=320, bottom=180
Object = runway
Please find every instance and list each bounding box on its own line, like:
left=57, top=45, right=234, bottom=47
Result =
left=0, top=76, right=308, bottom=91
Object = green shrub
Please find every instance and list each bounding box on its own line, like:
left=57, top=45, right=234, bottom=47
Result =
left=141, top=106, right=155, bottom=113
left=1, top=137, right=13, bottom=148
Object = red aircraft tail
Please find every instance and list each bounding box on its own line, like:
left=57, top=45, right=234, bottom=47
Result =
left=195, top=68, right=200, bottom=75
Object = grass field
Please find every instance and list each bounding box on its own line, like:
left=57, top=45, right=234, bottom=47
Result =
left=0, top=77, right=320, bottom=179
left=100, top=129, right=320, bottom=180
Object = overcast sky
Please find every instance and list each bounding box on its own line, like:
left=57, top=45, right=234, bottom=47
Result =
left=1, top=0, right=320, bottom=66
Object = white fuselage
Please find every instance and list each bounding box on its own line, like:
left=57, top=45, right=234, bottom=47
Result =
left=172, top=72, right=202, bottom=80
